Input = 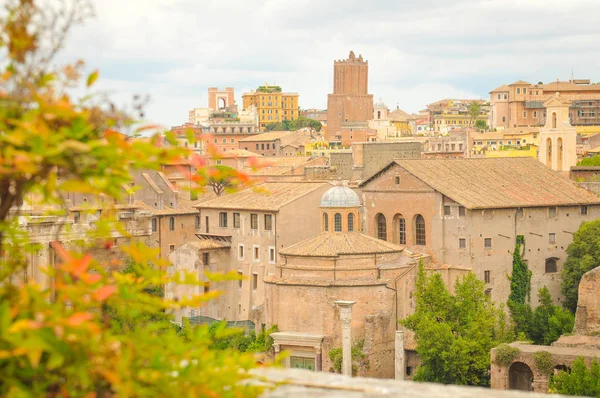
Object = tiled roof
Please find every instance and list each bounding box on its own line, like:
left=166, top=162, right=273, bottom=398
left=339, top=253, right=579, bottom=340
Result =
left=541, top=81, right=600, bottom=92
left=263, top=275, right=392, bottom=287
left=508, top=80, right=531, bottom=86
left=279, top=232, right=404, bottom=257
left=238, top=131, right=293, bottom=142
left=489, top=84, right=510, bottom=93
left=385, top=158, right=600, bottom=209
left=186, top=239, right=228, bottom=250
left=195, top=182, right=329, bottom=211
left=241, top=156, right=317, bottom=176
left=222, top=149, right=262, bottom=158
left=135, top=199, right=199, bottom=215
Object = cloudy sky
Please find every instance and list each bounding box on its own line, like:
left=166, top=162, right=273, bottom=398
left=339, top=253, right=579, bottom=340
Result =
left=62, top=0, right=600, bottom=128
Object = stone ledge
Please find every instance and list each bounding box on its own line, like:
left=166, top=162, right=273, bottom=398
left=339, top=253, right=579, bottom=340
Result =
left=253, top=368, right=565, bottom=397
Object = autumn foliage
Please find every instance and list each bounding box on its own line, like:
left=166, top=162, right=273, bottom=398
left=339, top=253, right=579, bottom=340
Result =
left=0, top=0, right=263, bottom=396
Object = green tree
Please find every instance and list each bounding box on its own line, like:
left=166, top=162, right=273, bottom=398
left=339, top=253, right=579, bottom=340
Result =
left=467, top=101, right=482, bottom=127
left=577, top=156, right=600, bottom=166
left=529, top=287, right=574, bottom=345
left=402, top=264, right=500, bottom=386
left=0, top=1, right=263, bottom=396
left=264, top=116, right=322, bottom=132
left=562, top=220, right=600, bottom=312
left=475, top=120, right=488, bottom=130
left=551, top=357, right=600, bottom=396
left=507, top=236, right=533, bottom=336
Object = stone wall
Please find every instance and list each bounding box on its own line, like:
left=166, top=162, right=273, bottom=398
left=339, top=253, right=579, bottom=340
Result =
left=574, top=266, right=600, bottom=335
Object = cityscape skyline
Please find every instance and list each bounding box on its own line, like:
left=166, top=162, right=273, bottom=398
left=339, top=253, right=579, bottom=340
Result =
left=62, top=0, right=600, bottom=127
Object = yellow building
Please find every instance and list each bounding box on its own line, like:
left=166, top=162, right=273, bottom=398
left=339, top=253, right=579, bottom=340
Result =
left=468, top=129, right=539, bottom=158
left=242, top=84, right=299, bottom=130
left=433, top=113, right=488, bottom=133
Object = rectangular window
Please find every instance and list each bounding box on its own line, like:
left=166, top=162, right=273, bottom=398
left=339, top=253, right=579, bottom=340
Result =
left=264, top=214, right=272, bottom=231
left=459, top=206, right=466, bottom=216
left=484, top=270, right=491, bottom=284
left=73, top=211, right=80, bottom=224
left=253, top=245, right=260, bottom=261
left=256, top=144, right=259, bottom=150
left=219, top=212, right=227, bottom=227
left=523, top=111, right=527, bottom=118
left=169, top=244, right=175, bottom=253
left=251, top=214, right=258, bottom=229
left=252, top=273, right=258, bottom=290
left=233, top=212, right=240, bottom=228
left=204, top=282, right=210, bottom=294
left=516, top=88, right=521, bottom=94
left=444, top=206, right=451, bottom=216
left=549, top=207, right=557, bottom=218
left=395, top=176, right=400, bottom=185
left=459, top=238, right=466, bottom=249
left=497, top=94, right=501, bottom=100
left=581, top=205, right=588, bottom=215
left=484, top=238, right=492, bottom=249
left=238, top=271, right=243, bottom=288
left=269, top=247, right=276, bottom=264
left=203, top=252, right=209, bottom=266
left=533, top=111, right=537, bottom=118
left=549, top=233, right=556, bottom=244
left=523, top=88, right=527, bottom=94
left=238, top=244, right=245, bottom=260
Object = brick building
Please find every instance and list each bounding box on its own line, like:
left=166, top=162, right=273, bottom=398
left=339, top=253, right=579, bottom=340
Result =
left=326, top=51, right=374, bottom=142
left=359, top=157, right=600, bottom=306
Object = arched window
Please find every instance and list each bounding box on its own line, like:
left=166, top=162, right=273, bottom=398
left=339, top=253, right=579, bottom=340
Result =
left=552, top=112, right=557, bottom=129
left=377, top=110, right=381, bottom=119
left=195, top=215, right=200, bottom=229
left=398, top=218, right=406, bottom=244
left=169, top=216, right=175, bottom=231
left=323, top=213, right=329, bottom=232
left=334, top=213, right=342, bottom=232
left=415, top=215, right=426, bottom=245
left=152, top=218, right=157, bottom=233
left=376, top=213, right=387, bottom=241
left=546, top=137, right=552, bottom=168
left=348, top=213, right=354, bottom=232
left=545, top=258, right=558, bottom=273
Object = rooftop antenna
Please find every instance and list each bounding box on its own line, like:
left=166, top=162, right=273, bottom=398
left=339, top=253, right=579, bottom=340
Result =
left=571, top=68, right=574, bottom=82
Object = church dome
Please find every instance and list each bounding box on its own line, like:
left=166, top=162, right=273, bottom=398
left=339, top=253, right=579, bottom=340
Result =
left=320, top=185, right=360, bottom=208
left=374, top=97, right=387, bottom=109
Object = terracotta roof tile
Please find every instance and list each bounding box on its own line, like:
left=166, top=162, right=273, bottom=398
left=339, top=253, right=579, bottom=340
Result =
left=280, top=232, right=404, bottom=257
left=195, top=182, right=329, bottom=211
left=392, top=158, right=600, bottom=209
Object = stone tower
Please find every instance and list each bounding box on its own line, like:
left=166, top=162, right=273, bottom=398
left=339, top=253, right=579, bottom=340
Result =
left=326, top=51, right=374, bottom=141
left=208, top=87, right=235, bottom=111
left=538, top=93, right=577, bottom=173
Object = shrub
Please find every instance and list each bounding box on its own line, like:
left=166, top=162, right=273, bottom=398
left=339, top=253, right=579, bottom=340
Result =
left=495, top=344, right=520, bottom=367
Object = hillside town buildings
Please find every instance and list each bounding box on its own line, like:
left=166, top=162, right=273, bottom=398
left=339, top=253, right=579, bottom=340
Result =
left=489, top=79, right=600, bottom=130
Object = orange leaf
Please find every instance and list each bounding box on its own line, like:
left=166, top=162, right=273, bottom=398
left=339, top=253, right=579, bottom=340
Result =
left=66, top=312, right=93, bottom=327
left=82, top=273, right=102, bottom=284
left=92, top=285, right=116, bottom=302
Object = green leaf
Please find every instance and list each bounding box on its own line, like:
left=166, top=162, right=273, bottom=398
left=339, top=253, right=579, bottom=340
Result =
left=86, top=70, right=99, bottom=87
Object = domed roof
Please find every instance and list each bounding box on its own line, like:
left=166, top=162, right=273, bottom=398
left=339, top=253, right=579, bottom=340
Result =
left=320, top=185, right=360, bottom=208
left=374, top=97, right=387, bottom=109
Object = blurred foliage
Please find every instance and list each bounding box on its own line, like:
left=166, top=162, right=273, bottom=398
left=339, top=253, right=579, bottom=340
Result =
left=0, top=0, right=265, bottom=396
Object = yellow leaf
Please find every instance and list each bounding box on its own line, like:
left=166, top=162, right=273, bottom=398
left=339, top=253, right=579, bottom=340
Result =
left=87, top=70, right=99, bottom=87
left=27, top=349, right=43, bottom=368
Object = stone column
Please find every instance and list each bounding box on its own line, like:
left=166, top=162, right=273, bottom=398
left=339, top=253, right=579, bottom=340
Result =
left=315, top=346, right=322, bottom=371
left=395, top=330, right=404, bottom=380
left=335, top=300, right=356, bottom=377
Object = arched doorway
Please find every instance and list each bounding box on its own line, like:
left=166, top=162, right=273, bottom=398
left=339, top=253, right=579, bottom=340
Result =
left=393, top=214, right=406, bottom=245
left=557, top=137, right=563, bottom=171
left=219, top=97, right=226, bottom=110
left=509, top=362, right=534, bottom=391
left=546, top=138, right=552, bottom=168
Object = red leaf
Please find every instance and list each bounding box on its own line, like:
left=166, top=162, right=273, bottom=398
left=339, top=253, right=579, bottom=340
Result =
left=92, top=285, right=116, bottom=302
left=66, top=312, right=93, bottom=327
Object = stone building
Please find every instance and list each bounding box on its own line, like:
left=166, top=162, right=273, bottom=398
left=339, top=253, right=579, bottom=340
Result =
left=491, top=266, right=600, bottom=393
left=208, top=87, right=235, bottom=111
left=359, top=157, right=600, bottom=306
left=168, top=182, right=331, bottom=324
left=263, top=184, right=469, bottom=378
left=326, top=51, right=374, bottom=142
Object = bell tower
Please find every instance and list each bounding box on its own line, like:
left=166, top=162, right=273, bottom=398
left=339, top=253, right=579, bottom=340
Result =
left=539, top=93, right=577, bottom=173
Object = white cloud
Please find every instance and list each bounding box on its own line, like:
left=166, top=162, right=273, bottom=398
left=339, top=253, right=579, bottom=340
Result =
left=54, top=0, right=600, bottom=125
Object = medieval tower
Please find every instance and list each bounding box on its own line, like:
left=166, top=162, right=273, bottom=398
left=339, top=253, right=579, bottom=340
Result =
left=326, top=51, right=374, bottom=141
